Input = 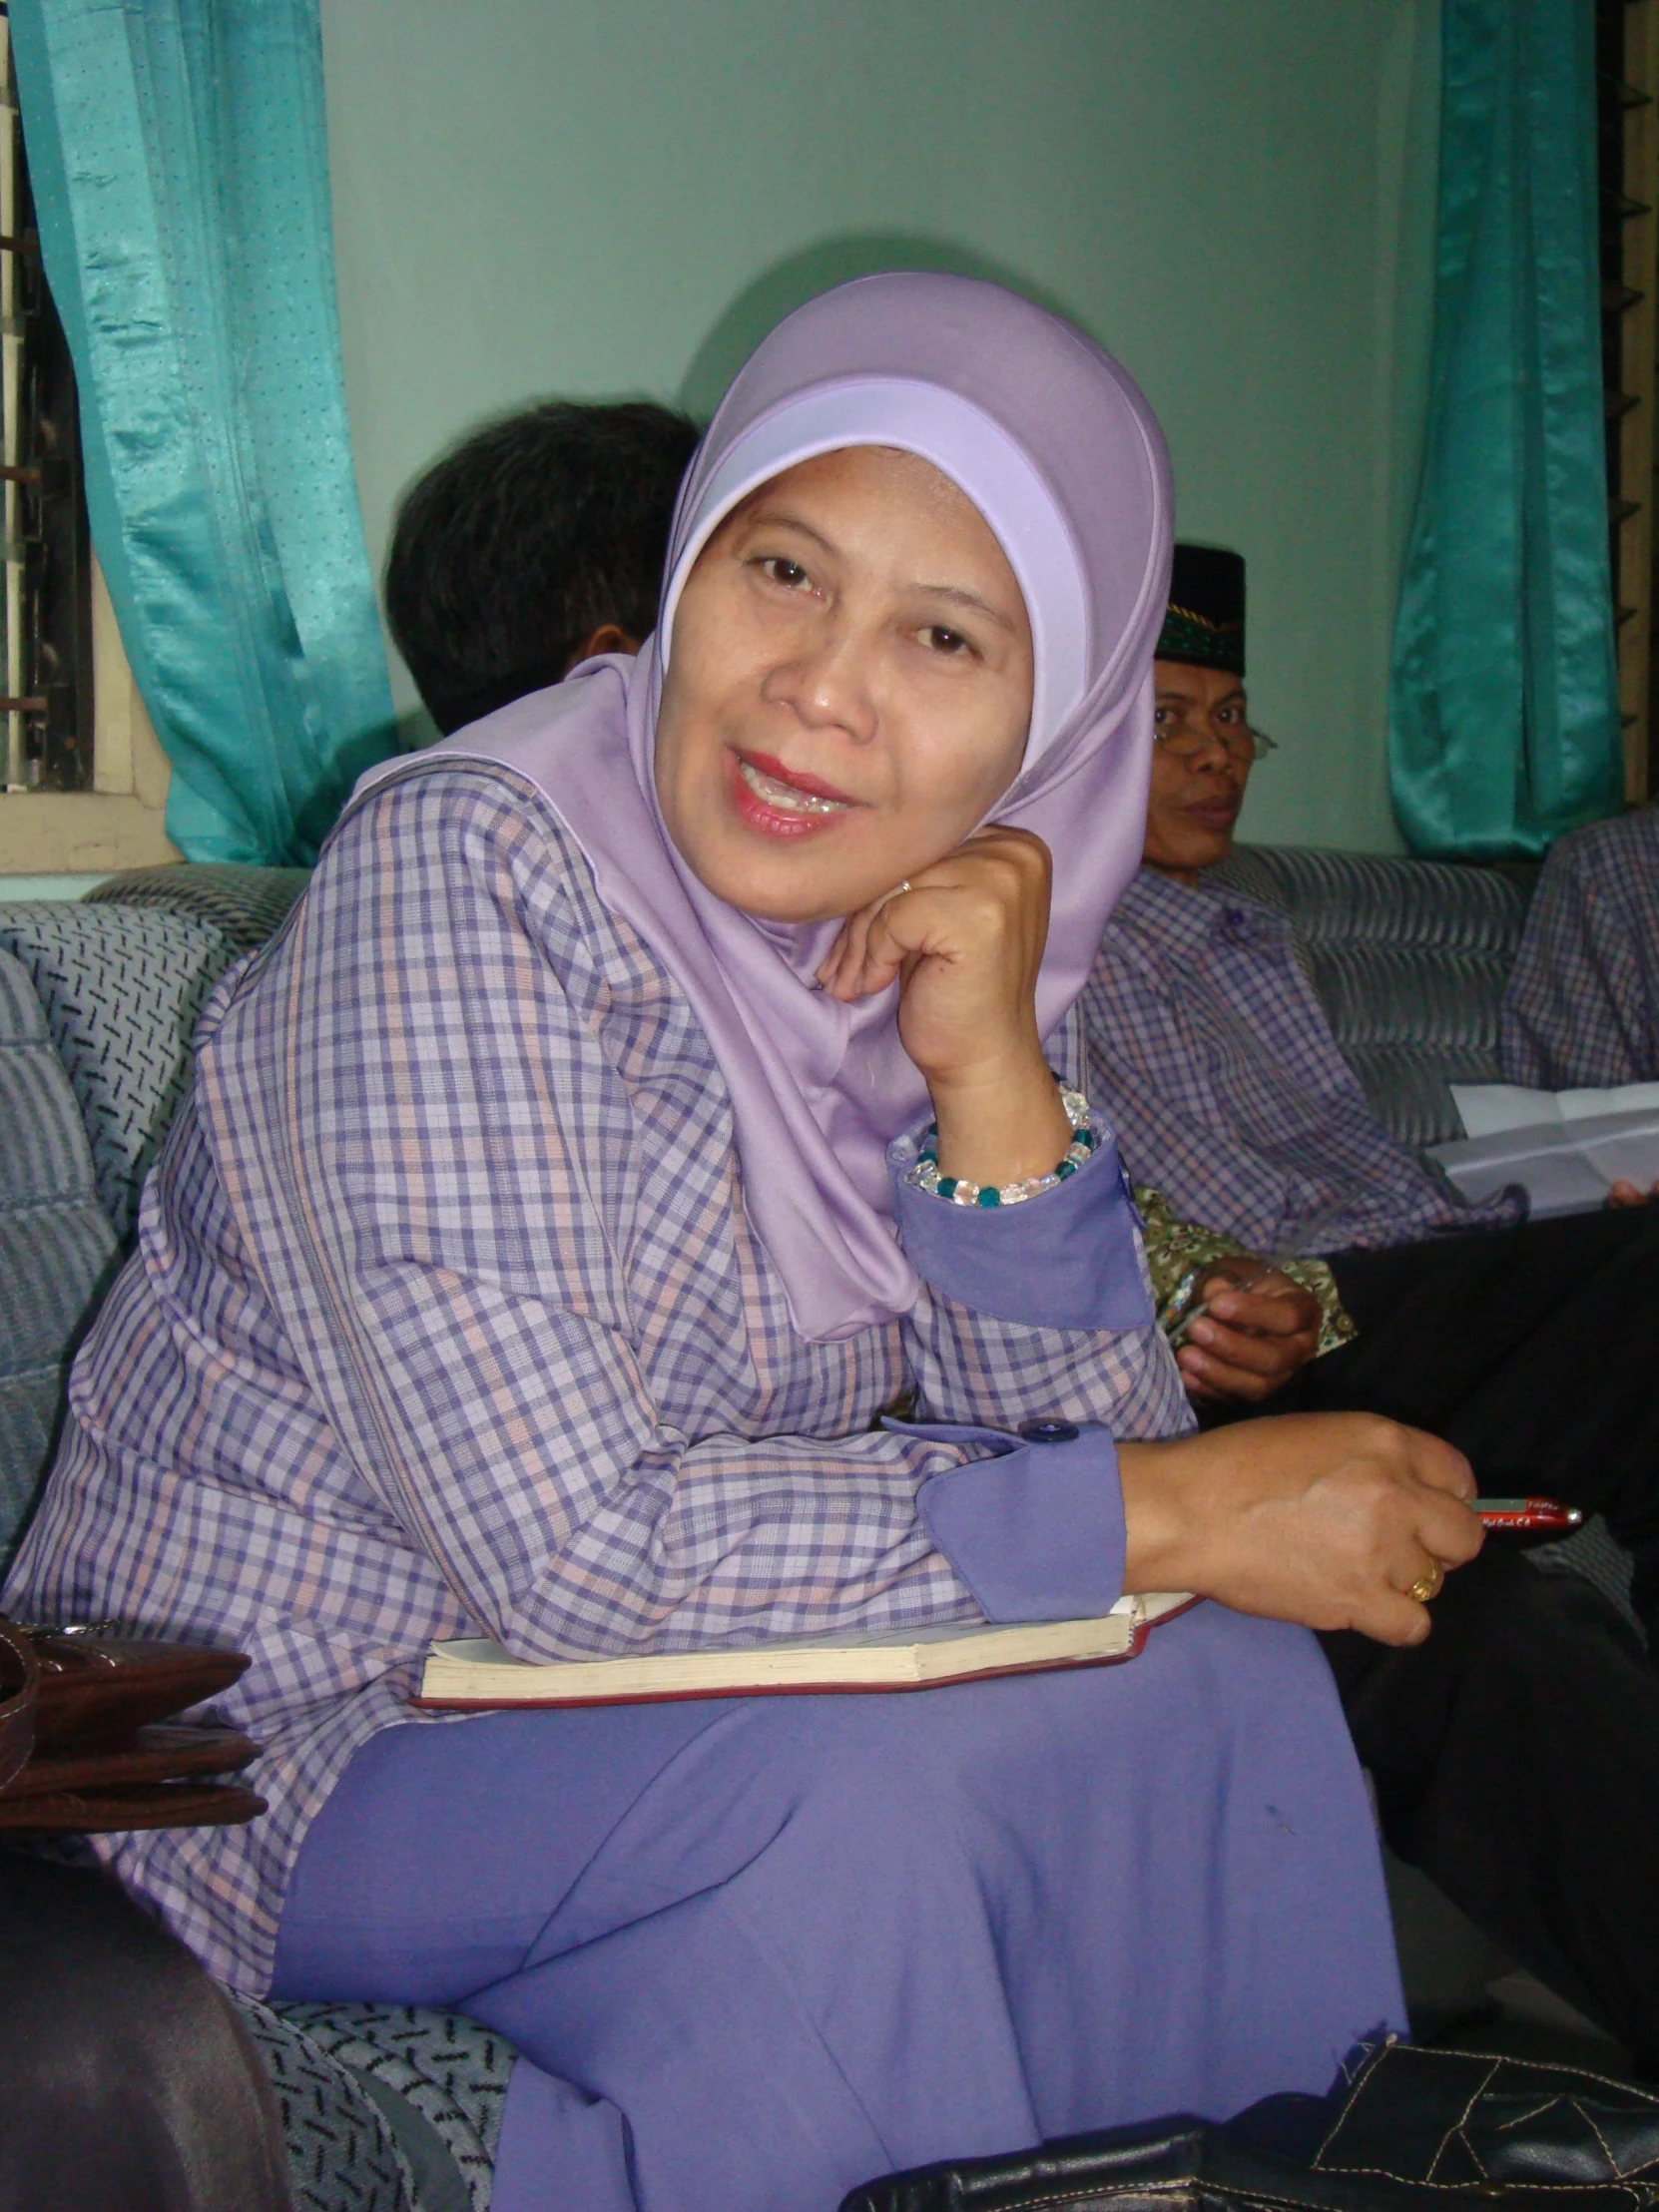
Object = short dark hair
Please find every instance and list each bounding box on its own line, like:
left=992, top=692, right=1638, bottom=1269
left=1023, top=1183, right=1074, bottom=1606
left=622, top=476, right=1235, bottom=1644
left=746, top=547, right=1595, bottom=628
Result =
left=384, top=399, right=701, bottom=735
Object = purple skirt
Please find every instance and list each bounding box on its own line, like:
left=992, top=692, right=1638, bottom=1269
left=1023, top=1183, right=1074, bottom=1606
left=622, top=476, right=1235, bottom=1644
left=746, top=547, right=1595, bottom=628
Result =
left=274, top=1601, right=1403, bottom=2212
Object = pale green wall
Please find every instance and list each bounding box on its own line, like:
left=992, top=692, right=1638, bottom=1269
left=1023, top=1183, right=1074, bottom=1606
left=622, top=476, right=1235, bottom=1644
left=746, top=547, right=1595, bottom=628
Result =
left=321, top=0, right=1439, bottom=852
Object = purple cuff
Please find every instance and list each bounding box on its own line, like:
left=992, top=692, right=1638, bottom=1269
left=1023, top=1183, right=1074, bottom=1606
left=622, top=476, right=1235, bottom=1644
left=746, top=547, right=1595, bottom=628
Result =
left=887, top=1122, right=1153, bottom=1331
left=891, top=1415, right=1126, bottom=1622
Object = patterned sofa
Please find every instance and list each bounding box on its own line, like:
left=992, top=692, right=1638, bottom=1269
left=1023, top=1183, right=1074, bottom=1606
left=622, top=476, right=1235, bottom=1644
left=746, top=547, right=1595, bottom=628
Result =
left=0, top=865, right=518, bottom=2212
left=1210, top=845, right=1542, bottom=1149
left=0, top=843, right=1625, bottom=2200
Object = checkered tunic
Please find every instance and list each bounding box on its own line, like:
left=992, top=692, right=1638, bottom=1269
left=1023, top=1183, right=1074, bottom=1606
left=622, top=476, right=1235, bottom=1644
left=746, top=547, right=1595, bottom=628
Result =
left=5, top=765, right=1188, bottom=1993
left=1501, top=810, right=1659, bottom=1089
left=1080, top=869, right=1523, bottom=1257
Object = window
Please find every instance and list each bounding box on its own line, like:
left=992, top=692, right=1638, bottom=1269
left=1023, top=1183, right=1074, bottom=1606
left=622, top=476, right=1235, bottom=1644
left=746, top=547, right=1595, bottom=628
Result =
left=0, top=4, right=174, bottom=873
left=1601, top=0, right=1659, bottom=805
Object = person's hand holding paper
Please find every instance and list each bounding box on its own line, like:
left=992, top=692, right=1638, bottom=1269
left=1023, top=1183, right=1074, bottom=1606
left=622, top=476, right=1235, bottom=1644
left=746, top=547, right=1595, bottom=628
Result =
left=1431, top=1081, right=1659, bottom=1217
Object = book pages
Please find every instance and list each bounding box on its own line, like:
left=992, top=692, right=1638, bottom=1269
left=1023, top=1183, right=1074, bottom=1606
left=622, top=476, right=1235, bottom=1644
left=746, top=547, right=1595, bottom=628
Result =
left=417, top=1593, right=1194, bottom=1708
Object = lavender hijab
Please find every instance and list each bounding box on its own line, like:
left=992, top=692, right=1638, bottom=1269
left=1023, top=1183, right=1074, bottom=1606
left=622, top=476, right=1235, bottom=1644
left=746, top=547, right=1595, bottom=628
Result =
left=406, top=274, right=1171, bottom=1341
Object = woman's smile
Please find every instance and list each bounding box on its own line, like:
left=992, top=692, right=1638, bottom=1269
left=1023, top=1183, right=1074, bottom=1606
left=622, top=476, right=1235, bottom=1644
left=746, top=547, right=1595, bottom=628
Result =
left=730, top=748, right=860, bottom=836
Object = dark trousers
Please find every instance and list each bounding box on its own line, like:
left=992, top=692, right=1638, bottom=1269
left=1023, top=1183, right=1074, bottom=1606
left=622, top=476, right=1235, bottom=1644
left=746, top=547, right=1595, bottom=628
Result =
left=1322, top=1547, right=1659, bottom=2065
left=1203, top=1204, right=1659, bottom=2063
left=1310, top=1205, right=1659, bottom=1612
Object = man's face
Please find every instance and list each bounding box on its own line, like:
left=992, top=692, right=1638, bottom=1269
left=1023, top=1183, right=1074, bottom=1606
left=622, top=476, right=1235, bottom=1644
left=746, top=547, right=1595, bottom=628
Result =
left=1142, top=659, right=1253, bottom=882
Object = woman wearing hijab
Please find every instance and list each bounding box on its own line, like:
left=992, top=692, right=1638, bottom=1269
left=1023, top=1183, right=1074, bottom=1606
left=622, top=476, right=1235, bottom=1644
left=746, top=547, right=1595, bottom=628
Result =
left=6, top=276, right=1476, bottom=2212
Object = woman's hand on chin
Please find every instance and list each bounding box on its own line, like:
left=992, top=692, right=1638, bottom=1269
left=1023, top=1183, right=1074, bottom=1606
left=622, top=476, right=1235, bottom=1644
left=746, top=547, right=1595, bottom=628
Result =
left=1118, top=1411, right=1483, bottom=1646
left=816, top=827, right=1073, bottom=1188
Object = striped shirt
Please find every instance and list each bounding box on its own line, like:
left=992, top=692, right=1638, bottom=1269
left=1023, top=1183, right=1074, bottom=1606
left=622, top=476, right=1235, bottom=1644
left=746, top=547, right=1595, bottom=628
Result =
left=5, top=764, right=1188, bottom=1993
left=1501, top=809, right=1659, bottom=1089
left=1080, top=868, right=1523, bottom=1257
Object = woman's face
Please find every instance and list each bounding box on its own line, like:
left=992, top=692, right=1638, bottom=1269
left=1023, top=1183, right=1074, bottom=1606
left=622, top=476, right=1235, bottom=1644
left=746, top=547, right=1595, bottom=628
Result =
left=655, top=445, right=1035, bottom=923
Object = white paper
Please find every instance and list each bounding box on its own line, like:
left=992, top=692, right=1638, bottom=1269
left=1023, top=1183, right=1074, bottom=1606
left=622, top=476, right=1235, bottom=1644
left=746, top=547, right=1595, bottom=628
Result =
left=1451, top=1080, right=1659, bottom=1138
left=1429, top=1105, right=1659, bottom=1217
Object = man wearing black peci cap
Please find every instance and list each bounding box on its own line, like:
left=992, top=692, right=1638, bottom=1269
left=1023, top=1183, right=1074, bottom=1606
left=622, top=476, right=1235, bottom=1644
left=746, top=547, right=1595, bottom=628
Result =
left=1083, top=543, right=1659, bottom=2069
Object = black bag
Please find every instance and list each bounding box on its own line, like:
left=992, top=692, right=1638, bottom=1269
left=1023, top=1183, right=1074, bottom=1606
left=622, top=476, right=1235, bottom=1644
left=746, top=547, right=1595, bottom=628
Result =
left=840, top=2040, right=1659, bottom=2212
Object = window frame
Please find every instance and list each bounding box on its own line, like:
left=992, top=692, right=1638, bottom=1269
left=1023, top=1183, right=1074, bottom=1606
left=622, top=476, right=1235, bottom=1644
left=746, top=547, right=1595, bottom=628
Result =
left=0, top=557, right=176, bottom=873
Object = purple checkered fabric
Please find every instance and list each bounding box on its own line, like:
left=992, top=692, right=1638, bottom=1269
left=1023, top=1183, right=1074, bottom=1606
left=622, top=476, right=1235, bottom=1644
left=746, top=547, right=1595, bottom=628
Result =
left=4, top=766, right=1187, bottom=1993
left=1080, top=869, right=1523, bottom=1257
left=1501, top=810, right=1659, bottom=1089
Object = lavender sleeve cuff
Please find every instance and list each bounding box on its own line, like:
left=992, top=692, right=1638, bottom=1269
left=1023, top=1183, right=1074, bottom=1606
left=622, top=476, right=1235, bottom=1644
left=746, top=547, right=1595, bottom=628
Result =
left=887, top=1122, right=1153, bottom=1331
left=890, top=1414, right=1126, bottom=1621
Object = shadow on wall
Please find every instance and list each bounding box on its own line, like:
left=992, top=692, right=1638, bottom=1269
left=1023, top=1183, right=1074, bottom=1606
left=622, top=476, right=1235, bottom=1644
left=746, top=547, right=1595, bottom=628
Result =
left=380, top=235, right=1090, bottom=747
left=391, top=702, right=442, bottom=755
left=677, top=233, right=1088, bottom=421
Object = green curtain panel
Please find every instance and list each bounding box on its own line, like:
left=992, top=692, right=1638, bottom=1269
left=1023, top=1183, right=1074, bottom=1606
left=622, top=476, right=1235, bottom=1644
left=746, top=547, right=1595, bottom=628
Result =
left=10, top=0, right=396, bottom=863
left=1389, top=0, right=1622, bottom=858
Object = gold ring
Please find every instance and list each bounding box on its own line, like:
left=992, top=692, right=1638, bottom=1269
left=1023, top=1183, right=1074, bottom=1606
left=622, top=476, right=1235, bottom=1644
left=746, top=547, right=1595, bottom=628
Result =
left=1408, top=1569, right=1440, bottom=1604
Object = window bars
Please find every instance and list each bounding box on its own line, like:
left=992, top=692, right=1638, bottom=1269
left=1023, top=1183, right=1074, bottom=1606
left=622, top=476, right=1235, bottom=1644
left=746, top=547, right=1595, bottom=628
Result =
left=1601, top=0, right=1659, bottom=805
left=0, top=6, right=92, bottom=796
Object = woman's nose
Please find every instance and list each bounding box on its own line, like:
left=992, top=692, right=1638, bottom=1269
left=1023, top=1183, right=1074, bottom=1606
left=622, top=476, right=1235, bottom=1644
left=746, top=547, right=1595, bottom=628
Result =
left=762, top=623, right=878, bottom=743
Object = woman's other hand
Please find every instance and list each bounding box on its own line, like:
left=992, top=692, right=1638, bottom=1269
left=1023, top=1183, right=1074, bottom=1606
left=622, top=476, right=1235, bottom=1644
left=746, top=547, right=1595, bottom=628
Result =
left=817, top=826, right=1073, bottom=1188
left=1118, top=1411, right=1481, bottom=1646
left=1177, top=1261, right=1321, bottom=1403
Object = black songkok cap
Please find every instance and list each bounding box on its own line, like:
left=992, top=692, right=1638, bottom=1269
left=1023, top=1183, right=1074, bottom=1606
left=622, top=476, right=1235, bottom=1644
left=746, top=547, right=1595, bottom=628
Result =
left=1156, top=544, right=1245, bottom=676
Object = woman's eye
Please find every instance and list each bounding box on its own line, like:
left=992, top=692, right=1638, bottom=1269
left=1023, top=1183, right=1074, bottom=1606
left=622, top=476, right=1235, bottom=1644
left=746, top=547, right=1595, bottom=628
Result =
left=759, top=557, right=810, bottom=589
left=919, top=625, right=970, bottom=656
left=1153, top=705, right=1172, bottom=727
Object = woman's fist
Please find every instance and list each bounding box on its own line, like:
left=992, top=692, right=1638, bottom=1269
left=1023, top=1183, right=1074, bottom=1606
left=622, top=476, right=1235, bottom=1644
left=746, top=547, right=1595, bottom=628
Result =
left=818, top=828, right=1071, bottom=1188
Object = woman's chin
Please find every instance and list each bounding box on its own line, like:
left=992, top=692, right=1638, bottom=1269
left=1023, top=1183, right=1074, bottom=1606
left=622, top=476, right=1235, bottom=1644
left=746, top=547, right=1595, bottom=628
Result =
left=674, top=813, right=886, bottom=925
left=710, top=865, right=858, bottom=927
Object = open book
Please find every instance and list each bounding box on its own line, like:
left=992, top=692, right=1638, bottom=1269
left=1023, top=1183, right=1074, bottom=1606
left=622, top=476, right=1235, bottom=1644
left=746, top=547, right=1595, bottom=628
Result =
left=416, top=1591, right=1194, bottom=1709
left=1427, top=1080, right=1659, bottom=1217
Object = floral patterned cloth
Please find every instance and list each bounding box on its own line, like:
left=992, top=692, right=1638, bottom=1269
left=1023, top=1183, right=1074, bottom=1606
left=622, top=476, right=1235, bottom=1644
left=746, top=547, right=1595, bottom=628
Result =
left=1134, top=1183, right=1356, bottom=1357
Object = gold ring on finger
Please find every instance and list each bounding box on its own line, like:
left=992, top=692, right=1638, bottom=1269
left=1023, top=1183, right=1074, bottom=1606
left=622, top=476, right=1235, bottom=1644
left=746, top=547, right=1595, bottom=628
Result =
left=1408, top=1567, right=1441, bottom=1604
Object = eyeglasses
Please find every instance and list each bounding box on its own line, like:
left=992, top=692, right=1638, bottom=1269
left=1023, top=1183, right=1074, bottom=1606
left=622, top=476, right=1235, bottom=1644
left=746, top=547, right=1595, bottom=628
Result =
left=1151, top=715, right=1278, bottom=765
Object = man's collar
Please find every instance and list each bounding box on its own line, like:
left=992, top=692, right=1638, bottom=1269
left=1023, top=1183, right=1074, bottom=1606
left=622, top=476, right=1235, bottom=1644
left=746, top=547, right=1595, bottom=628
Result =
left=1114, top=864, right=1289, bottom=949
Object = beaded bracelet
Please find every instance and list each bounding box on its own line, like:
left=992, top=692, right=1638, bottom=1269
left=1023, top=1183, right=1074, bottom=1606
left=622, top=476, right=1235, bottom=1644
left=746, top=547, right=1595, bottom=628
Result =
left=906, top=1085, right=1097, bottom=1209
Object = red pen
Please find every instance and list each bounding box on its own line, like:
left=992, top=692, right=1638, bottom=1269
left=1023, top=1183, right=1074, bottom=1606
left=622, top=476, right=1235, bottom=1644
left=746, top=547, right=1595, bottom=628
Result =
left=1474, top=1497, right=1582, bottom=1533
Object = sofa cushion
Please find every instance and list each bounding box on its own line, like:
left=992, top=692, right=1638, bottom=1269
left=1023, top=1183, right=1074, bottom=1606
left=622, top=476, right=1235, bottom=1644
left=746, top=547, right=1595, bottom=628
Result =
left=235, top=1998, right=517, bottom=2212
left=1310, top=941, right=1523, bottom=1152
left=235, top=1998, right=422, bottom=2212
left=1208, top=846, right=1538, bottom=1147
left=1210, top=844, right=1536, bottom=952
left=86, top=860, right=311, bottom=953
left=0, top=905, right=241, bottom=1238
left=0, top=946, right=119, bottom=1561
left=275, top=2003, right=515, bottom=2211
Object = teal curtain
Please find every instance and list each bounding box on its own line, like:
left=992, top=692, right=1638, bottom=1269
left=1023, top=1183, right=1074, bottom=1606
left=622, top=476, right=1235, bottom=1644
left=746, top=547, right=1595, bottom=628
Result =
left=10, top=0, right=396, bottom=863
left=1389, top=0, right=1622, bottom=857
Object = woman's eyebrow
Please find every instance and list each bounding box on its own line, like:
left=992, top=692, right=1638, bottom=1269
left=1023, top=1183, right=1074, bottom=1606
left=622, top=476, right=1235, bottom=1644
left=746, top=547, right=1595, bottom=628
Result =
left=912, top=582, right=1017, bottom=633
left=740, top=507, right=1017, bottom=632
left=740, top=507, right=837, bottom=556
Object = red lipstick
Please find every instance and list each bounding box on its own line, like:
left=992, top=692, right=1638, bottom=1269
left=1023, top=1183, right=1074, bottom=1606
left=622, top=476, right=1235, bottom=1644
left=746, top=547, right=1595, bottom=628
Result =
left=737, top=751, right=857, bottom=804
left=727, top=749, right=860, bottom=840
